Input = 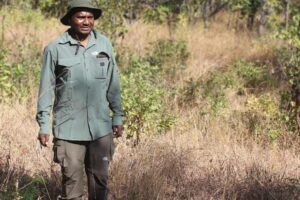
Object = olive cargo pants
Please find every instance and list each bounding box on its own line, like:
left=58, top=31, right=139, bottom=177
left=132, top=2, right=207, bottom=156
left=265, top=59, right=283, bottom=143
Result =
left=53, top=133, right=115, bottom=200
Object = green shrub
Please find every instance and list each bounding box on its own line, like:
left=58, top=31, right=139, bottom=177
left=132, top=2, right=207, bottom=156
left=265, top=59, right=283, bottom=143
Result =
left=121, top=57, right=175, bottom=143
left=201, top=69, right=235, bottom=114
left=146, top=39, right=189, bottom=80
left=0, top=49, right=40, bottom=102
left=119, top=39, right=190, bottom=142
left=276, top=47, right=300, bottom=132
left=178, top=78, right=201, bottom=107
left=232, top=60, right=276, bottom=90
left=246, top=93, right=284, bottom=141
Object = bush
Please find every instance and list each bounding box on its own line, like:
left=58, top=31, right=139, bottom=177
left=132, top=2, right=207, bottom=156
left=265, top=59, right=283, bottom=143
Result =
left=246, top=93, right=284, bottom=141
left=146, top=39, right=189, bottom=80
left=276, top=47, right=300, bottom=132
left=121, top=57, right=175, bottom=143
left=196, top=59, right=289, bottom=141
left=0, top=49, right=40, bottom=103
left=178, top=78, right=201, bottom=107
left=232, top=60, right=277, bottom=91
left=120, top=39, right=190, bottom=142
left=201, top=68, right=235, bottom=114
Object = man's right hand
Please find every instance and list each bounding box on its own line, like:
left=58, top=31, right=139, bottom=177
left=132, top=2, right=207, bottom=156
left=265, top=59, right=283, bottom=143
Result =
left=38, top=134, right=50, bottom=147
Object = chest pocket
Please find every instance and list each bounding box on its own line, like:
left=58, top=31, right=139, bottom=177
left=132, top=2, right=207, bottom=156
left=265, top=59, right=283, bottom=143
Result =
left=92, top=52, right=110, bottom=79
left=55, top=57, right=80, bottom=105
left=56, top=57, right=80, bottom=83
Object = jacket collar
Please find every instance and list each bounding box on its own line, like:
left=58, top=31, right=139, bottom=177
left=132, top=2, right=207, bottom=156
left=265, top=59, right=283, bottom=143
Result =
left=58, top=29, right=97, bottom=48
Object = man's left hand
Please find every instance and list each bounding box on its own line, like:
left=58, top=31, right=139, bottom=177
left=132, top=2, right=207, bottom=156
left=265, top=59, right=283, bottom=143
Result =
left=113, top=125, right=124, bottom=138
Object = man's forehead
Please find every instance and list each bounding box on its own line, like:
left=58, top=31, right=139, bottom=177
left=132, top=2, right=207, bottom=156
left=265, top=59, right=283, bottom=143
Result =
left=71, top=8, right=95, bottom=16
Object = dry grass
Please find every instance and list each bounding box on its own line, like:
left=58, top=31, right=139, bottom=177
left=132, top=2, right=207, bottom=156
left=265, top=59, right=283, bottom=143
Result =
left=1, top=102, right=300, bottom=199
left=120, top=19, right=276, bottom=82
left=110, top=125, right=300, bottom=200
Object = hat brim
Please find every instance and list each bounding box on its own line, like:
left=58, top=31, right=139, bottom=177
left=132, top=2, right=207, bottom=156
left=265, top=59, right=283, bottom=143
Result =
left=60, top=7, right=102, bottom=26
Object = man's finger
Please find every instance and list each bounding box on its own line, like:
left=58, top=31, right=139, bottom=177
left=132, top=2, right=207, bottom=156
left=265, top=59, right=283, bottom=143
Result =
left=38, top=134, right=49, bottom=147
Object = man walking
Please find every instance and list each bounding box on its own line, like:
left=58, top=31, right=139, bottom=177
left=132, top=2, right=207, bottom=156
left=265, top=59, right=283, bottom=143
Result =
left=36, top=0, right=124, bottom=199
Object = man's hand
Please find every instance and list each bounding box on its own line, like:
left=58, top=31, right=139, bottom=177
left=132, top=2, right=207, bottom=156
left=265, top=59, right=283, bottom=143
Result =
left=38, top=134, right=50, bottom=147
left=113, top=125, right=124, bottom=138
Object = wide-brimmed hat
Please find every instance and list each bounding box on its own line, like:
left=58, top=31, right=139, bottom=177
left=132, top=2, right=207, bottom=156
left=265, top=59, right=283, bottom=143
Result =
left=60, top=0, right=102, bottom=26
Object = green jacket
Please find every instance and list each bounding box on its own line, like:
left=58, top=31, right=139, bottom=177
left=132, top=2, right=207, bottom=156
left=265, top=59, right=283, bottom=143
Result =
left=36, top=30, right=123, bottom=141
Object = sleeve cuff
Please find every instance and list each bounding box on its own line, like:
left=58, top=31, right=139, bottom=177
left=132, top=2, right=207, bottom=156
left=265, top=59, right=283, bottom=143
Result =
left=39, top=126, right=50, bottom=135
left=112, top=116, right=123, bottom=126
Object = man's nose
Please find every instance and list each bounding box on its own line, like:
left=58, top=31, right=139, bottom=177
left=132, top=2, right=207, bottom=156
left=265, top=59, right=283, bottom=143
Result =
left=83, top=17, right=89, bottom=25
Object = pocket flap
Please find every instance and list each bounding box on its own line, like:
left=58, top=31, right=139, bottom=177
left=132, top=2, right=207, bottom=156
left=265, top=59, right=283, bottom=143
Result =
left=58, top=57, right=80, bottom=67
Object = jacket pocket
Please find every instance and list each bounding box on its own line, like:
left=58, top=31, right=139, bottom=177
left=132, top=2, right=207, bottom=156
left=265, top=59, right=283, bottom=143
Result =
left=55, top=58, right=79, bottom=104
left=56, top=57, right=80, bottom=82
left=91, top=52, right=110, bottom=79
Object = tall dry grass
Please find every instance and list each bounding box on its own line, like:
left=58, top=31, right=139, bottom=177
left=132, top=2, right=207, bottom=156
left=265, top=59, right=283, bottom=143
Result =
left=121, top=19, right=276, bottom=81
left=1, top=102, right=299, bottom=199
left=110, top=125, right=300, bottom=199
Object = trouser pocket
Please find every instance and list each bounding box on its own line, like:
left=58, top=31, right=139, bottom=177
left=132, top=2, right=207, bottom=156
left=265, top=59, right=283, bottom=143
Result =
left=53, top=139, right=65, bottom=164
left=86, top=133, right=114, bottom=200
left=53, top=139, right=87, bottom=199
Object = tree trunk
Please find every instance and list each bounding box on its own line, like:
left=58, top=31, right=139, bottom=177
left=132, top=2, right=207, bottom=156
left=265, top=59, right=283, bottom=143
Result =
left=202, top=0, right=210, bottom=30
left=32, top=0, right=40, bottom=9
left=1, top=15, right=5, bottom=47
left=285, top=0, right=290, bottom=30
left=258, top=0, right=268, bottom=36
left=167, top=15, right=175, bottom=41
left=185, top=0, right=192, bottom=24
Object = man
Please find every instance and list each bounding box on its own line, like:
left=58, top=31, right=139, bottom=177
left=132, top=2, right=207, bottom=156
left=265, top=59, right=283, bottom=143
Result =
left=36, top=0, right=124, bottom=199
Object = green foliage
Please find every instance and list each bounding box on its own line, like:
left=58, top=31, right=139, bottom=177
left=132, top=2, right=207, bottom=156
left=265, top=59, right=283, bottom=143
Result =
left=0, top=49, right=40, bottom=102
left=121, top=57, right=175, bottom=142
left=39, top=0, right=68, bottom=17
left=143, top=0, right=184, bottom=39
left=146, top=39, right=189, bottom=79
left=276, top=47, right=300, bottom=131
left=95, top=0, right=129, bottom=40
left=202, top=69, right=234, bottom=114
left=0, top=174, right=44, bottom=200
left=232, top=60, right=275, bottom=90
left=246, top=93, right=284, bottom=141
left=200, top=59, right=286, bottom=140
left=120, top=39, right=190, bottom=141
left=276, top=4, right=300, bottom=131
left=144, top=5, right=171, bottom=24
left=230, top=0, right=262, bottom=14
left=278, top=13, right=300, bottom=48
left=143, top=0, right=183, bottom=23
left=118, top=39, right=190, bottom=128
left=18, top=176, right=44, bottom=200
left=178, top=78, right=202, bottom=106
left=201, top=60, right=277, bottom=115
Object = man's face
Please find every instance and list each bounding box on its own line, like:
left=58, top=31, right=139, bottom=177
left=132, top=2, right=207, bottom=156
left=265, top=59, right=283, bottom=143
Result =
left=70, top=10, right=95, bottom=36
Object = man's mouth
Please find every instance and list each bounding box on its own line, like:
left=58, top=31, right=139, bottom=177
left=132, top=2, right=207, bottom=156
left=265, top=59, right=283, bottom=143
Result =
left=80, top=27, right=91, bottom=31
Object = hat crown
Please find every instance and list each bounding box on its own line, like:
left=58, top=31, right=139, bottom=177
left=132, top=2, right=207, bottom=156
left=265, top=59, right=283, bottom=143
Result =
left=60, top=0, right=102, bottom=26
left=68, top=0, right=94, bottom=10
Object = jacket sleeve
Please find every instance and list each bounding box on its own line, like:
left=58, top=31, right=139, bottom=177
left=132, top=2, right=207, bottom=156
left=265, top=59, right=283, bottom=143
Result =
left=36, top=46, right=56, bottom=134
left=106, top=41, right=124, bottom=126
